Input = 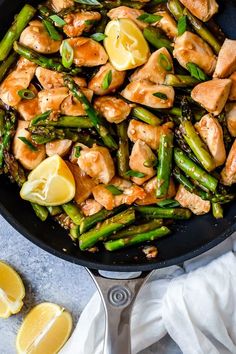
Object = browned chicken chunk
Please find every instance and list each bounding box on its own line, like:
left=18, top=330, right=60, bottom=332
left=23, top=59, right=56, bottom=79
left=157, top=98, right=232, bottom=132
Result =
left=107, top=6, right=147, bottom=30
left=136, top=177, right=176, bottom=205
left=63, top=11, right=101, bottom=37
left=173, top=31, right=216, bottom=75
left=213, top=39, right=236, bottom=78
left=191, top=79, right=232, bottom=115
left=175, top=185, right=211, bottom=215
left=225, top=103, right=236, bottom=137
left=46, top=139, right=72, bottom=157
left=88, top=62, right=126, bottom=96
left=121, top=80, right=175, bottom=109
left=81, top=199, right=103, bottom=216
left=17, top=84, right=41, bottom=121
left=221, top=140, right=236, bottom=186
left=50, top=0, right=74, bottom=13
left=153, top=10, right=178, bottom=39
left=38, top=87, right=69, bottom=113
left=20, top=20, right=61, bottom=54
left=61, top=89, right=93, bottom=116
left=179, top=0, right=218, bottom=22
left=229, top=72, right=236, bottom=101
left=94, top=96, right=131, bottom=124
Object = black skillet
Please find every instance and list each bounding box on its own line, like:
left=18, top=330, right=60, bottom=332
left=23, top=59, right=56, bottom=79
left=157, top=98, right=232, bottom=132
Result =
left=0, top=1, right=236, bottom=353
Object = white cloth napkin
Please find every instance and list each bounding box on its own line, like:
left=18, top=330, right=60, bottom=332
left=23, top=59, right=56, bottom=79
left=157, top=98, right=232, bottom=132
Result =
left=60, top=232, right=236, bottom=354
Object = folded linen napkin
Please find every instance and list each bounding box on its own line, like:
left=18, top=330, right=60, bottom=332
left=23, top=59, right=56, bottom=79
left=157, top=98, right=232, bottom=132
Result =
left=60, top=233, right=236, bottom=354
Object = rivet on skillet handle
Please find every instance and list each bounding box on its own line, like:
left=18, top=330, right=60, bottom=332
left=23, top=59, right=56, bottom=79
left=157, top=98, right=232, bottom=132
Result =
left=87, top=268, right=154, bottom=354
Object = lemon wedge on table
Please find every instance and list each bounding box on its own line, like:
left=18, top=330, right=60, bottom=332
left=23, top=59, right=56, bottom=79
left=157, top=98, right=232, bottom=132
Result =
left=0, top=261, right=25, bottom=318
left=20, top=154, right=75, bottom=206
left=16, top=302, right=72, bottom=354
left=104, top=18, right=150, bottom=71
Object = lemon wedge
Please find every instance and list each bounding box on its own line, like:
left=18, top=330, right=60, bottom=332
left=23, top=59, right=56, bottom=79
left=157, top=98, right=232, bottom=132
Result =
left=0, top=261, right=25, bottom=318
left=104, top=18, right=150, bottom=71
left=20, top=154, right=75, bottom=206
left=16, top=302, right=72, bottom=354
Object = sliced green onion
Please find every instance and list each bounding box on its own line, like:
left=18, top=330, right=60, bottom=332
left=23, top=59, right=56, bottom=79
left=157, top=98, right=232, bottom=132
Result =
left=143, top=158, right=157, bottom=168
left=74, top=0, right=101, bottom=5
left=49, top=14, right=66, bottom=26
left=102, top=70, right=112, bottom=90
left=177, top=15, right=187, bottom=36
left=157, top=199, right=180, bottom=208
left=105, top=185, right=123, bottom=195
left=90, top=33, right=107, bottom=42
left=18, top=89, right=36, bottom=100
left=18, top=137, right=38, bottom=151
left=186, top=62, right=208, bottom=81
left=61, top=41, right=74, bottom=69
left=137, top=13, right=162, bottom=24
left=158, top=53, right=172, bottom=71
left=42, top=19, right=62, bottom=41
left=31, top=111, right=52, bottom=125
left=153, top=92, right=168, bottom=100
left=84, top=19, right=98, bottom=25
left=75, top=145, right=81, bottom=158
left=125, top=170, right=146, bottom=178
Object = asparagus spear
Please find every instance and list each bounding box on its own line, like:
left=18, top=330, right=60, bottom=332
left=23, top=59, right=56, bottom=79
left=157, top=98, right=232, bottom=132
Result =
left=167, top=0, right=183, bottom=20
left=0, top=109, right=5, bottom=137
left=3, top=151, right=26, bottom=187
left=0, top=112, right=16, bottom=168
left=70, top=224, right=80, bottom=240
left=31, top=115, right=93, bottom=129
left=156, top=132, right=174, bottom=198
left=13, top=42, right=82, bottom=75
left=175, top=128, right=200, bottom=164
left=64, top=76, right=118, bottom=150
left=62, top=202, right=83, bottom=225
left=47, top=206, right=63, bottom=216
left=117, top=121, right=130, bottom=179
left=135, top=206, right=192, bottom=219
left=29, top=126, right=80, bottom=144
left=109, top=219, right=163, bottom=240
left=80, top=206, right=125, bottom=234
left=104, top=226, right=171, bottom=251
left=212, top=203, right=223, bottom=219
left=0, top=52, right=18, bottom=83
left=132, top=107, right=161, bottom=126
left=143, top=27, right=173, bottom=53
left=79, top=208, right=135, bottom=250
left=0, top=4, right=36, bottom=61
left=103, top=1, right=145, bottom=9
left=174, top=148, right=218, bottom=192
left=164, top=74, right=200, bottom=87
left=31, top=204, right=49, bottom=221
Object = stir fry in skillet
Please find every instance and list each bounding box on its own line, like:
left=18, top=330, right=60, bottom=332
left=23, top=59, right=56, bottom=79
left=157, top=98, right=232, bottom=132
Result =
left=0, top=0, right=235, bottom=254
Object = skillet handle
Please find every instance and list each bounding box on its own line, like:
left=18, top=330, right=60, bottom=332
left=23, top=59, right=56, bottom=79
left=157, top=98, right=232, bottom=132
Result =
left=86, top=268, right=153, bottom=354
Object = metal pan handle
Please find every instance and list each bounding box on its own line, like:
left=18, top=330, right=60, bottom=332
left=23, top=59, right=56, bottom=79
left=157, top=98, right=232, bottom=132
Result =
left=87, top=268, right=153, bottom=354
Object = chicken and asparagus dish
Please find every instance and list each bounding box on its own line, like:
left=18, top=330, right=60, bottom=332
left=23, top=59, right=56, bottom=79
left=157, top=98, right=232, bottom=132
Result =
left=0, top=0, right=235, bottom=254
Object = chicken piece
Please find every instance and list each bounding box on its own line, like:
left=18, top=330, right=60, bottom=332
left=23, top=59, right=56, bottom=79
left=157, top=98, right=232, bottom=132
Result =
left=225, top=103, right=236, bottom=137
left=191, top=79, right=232, bottom=115
left=221, top=140, right=236, bottom=186
left=20, top=20, right=61, bottom=54
left=67, top=161, right=97, bottom=204
left=50, top=0, right=74, bottom=13
left=0, top=57, right=36, bottom=107
left=81, top=199, right=103, bottom=216
left=77, top=144, right=115, bottom=184
left=130, top=48, right=174, bottom=85
left=61, top=38, right=108, bottom=67
left=107, top=6, right=147, bottom=30
left=17, top=84, right=41, bottom=121
left=88, top=62, right=126, bottom=95
left=121, top=80, right=174, bottom=109
left=173, top=31, right=216, bottom=75
left=129, top=140, right=156, bottom=185
left=94, top=96, right=131, bottom=124
left=61, top=89, right=93, bottom=116
left=63, top=11, right=101, bottom=37
left=179, top=0, right=218, bottom=22
left=38, top=87, right=69, bottom=113
left=213, top=39, right=236, bottom=78
left=128, top=119, right=173, bottom=150
left=13, top=120, right=46, bottom=170
left=175, top=185, right=211, bottom=215
left=195, top=114, right=226, bottom=167
left=46, top=139, right=72, bottom=157
left=229, top=72, right=236, bottom=101
left=153, top=10, right=178, bottom=39
left=136, top=177, right=176, bottom=205
left=35, top=67, right=87, bottom=90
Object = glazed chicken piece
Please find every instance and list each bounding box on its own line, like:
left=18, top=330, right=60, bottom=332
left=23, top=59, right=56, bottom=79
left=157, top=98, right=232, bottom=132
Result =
left=20, top=20, right=61, bottom=54
left=229, top=72, right=236, bottom=101
left=179, top=0, right=218, bottom=22
left=17, top=84, right=41, bottom=121
left=61, top=89, right=93, bottom=116
left=38, top=87, right=69, bottom=113
left=81, top=199, right=103, bottom=216
left=13, top=120, right=46, bottom=170
left=35, top=67, right=87, bottom=90
left=61, top=38, right=108, bottom=67
left=129, top=140, right=156, bottom=185
left=225, top=103, right=236, bottom=137
left=221, top=140, right=236, bottom=186
left=107, top=6, right=147, bottom=30
left=128, top=119, right=173, bottom=150
left=50, top=0, right=74, bottom=13
left=195, top=114, right=226, bottom=167
left=0, top=57, right=36, bottom=107
left=121, top=80, right=175, bottom=109
left=88, top=62, right=126, bottom=95
left=77, top=144, right=115, bottom=184
left=130, top=48, right=174, bottom=84
left=173, top=31, right=216, bottom=75
left=94, top=96, right=131, bottom=124
left=63, top=11, right=101, bottom=37
left=46, top=139, right=72, bottom=157
left=175, top=185, right=211, bottom=215
left=136, top=177, right=176, bottom=205
left=191, top=79, right=232, bottom=115
left=153, top=10, right=178, bottom=39
left=213, top=39, right=236, bottom=78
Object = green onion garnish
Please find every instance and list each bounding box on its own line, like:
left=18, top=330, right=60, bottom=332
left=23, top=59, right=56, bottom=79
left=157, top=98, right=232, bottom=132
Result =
left=125, top=170, right=146, bottom=178
left=18, top=89, right=36, bottom=100
left=61, top=41, right=74, bottom=69
left=42, top=19, right=62, bottom=41
left=153, top=92, right=168, bottom=100
left=75, top=145, right=81, bottom=158
left=90, top=32, right=107, bottom=42
left=102, top=70, right=112, bottom=90
left=158, top=53, right=172, bottom=71
left=157, top=199, right=180, bottom=208
left=18, top=137, right=38, bottom=151
left=137, top=13, right=162, bottom=24
left=186, top=62, right=208, bottom=81
left=74, top=0, right=101, bottom=5
left=177, top=15, right=187, bottom=36
left=49, top=14, right=66, bottom=27
left=31, top=111, right=52, bottom=126
left=105, top=185, right=123, bottom=195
